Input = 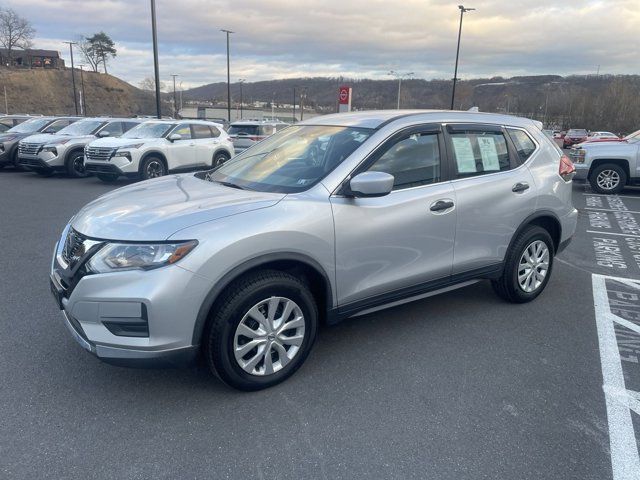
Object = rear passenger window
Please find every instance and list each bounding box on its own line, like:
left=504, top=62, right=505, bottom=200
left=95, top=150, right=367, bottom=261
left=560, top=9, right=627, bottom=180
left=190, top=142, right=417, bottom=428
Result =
left=368, top=132, right=441, bottom=190
left=192, top=124, right=212, bottom=139
left=507, top=128, right=537, bottom=161
left=449, top=130, right=511, bottom=177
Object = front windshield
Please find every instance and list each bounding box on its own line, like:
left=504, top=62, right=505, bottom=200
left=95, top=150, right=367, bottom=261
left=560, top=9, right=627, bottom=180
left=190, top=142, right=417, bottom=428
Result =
left=58, top=120, right=105, bottom=136
left=205, top=125, right=373, bottom=193
left=624, top=130, right=640, bottom=144
left=122, top=122, right=174, bottom=139
left=8, top=118, right=50, bottom=133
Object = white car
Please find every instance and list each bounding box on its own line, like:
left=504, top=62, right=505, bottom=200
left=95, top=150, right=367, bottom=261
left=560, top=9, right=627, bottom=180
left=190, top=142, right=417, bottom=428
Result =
left=17, top=118, right=141, bottom=177
left=84, top=120, right=234, bottom=182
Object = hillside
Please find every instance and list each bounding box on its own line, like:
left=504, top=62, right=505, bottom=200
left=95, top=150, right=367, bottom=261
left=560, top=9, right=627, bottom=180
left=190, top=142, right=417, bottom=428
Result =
left=182, top=74, right=640, bottom=133
left=0, top=68, right=163, bottom=117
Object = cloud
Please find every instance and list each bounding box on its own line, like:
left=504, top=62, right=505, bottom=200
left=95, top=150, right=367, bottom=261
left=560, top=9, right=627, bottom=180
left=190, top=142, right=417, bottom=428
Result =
left=4, top=0, right=639, bottom=88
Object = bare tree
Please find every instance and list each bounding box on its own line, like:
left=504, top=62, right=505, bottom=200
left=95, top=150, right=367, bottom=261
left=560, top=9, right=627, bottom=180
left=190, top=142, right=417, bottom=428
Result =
left=0, top=8, right=35, bottom=66
left=139, top=76, right=165, bottom=92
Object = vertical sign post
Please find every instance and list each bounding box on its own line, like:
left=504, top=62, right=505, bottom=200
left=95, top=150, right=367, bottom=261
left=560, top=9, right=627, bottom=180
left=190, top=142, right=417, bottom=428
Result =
left=338, top=86, right=352, bottom=113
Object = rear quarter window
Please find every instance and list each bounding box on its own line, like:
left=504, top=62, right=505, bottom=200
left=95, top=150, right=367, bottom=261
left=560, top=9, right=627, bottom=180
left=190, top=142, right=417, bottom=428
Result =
left=506, top=128, right=537, bottom=162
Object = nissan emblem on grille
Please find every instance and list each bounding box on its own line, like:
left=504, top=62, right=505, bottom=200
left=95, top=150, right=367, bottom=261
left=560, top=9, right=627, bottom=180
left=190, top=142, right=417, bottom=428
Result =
left=63, top=230, right=85, bottom=265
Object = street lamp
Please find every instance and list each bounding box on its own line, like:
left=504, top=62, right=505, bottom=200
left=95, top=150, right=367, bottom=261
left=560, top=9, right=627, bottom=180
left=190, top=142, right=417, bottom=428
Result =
left=238, top=78, right=245, bottom=119
left=451, top=5, right=475, bottom=110
left=63, top=41, right=78, bottom=115
left=150, top=0, right=162, bottom=118
left=388, top=71, right=414, bottom=109
left=171, top=74, right=179, bottom=118
left=221, top=29, right=234, bottom=122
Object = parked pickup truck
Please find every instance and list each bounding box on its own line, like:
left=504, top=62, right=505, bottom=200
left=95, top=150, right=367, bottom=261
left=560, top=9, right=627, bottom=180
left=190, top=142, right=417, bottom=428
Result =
left=569, top=129, right=640, bottom=193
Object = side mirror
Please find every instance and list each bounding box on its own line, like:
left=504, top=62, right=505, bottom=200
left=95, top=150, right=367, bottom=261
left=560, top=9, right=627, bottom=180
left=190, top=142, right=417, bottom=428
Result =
left=348, top=171, right=394, bottom=198
left=98, top=130, right=110, bottom=137
left=168, top=133, right=182, bottom=142
left=43, top=127, right=56, bottom=134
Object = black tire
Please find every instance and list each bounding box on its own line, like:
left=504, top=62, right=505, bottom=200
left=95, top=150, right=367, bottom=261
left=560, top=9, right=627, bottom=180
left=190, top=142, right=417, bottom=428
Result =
left=140, top=156, right=166, bottom=180
left=212, top=150, right=230, bottom=168
left=11, top=148, right=24, bottom=170
left=65, top=150, right=89, bottom=178
left=589, top=163, right=627, bottom=194
left=203, top=270, right=318, bottom=391
left=492, top=226, right=554, bottom=303
left=97, top=173, right=119, bottom=183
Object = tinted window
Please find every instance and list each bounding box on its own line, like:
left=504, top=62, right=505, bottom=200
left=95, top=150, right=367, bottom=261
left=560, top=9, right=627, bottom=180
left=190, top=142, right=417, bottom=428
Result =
left=507, top=128, right=537, bottom=161
left=192, top=124, right=212, bottom=139
left=228, top=125, right=258, bottom=135
left=103, top=122, right=124, bottom=136
left=0, top=118, right=13, bottom=127
left=173, top=124, right=192, bottom=139
left=46, top=119, right=73, bottom=132
left=450, top=131, right=511, bottom=177
left=368, top=133, right=440, bottom=190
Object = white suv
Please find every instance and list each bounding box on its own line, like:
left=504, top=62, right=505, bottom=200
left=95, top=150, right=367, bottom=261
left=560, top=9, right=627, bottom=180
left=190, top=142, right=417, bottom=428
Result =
left=84, top=120, right=234, bottom=182
left=228, top=119, right=289, bottom=154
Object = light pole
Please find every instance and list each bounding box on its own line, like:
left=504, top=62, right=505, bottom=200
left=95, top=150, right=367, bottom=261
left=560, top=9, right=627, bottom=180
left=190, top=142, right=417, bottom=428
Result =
left=388, top=71, right=413, bottom=109
left=300, top=88, right=307, bottom=121
left=238, top=78, right=245, bottom=119
left=171, top=74, right=179, bottom=118
left=292, top=86, right=297, bottom=123
left=451, top=5, right=475, bottom=110
left=221, top=29, right=234, bottom=122
left=64, top=41, right=78, bottom=115
left=150, top=0, right=162, bottom=118
left=78, top=64, right=87, bottom=115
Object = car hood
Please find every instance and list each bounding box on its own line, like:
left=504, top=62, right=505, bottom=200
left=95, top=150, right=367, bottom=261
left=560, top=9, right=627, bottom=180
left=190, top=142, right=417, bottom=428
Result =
left=88, top=137, right=164, bottom=148
left=25, top=133, right=94, bottom=145
left=71, top=173, right=286, bottom=241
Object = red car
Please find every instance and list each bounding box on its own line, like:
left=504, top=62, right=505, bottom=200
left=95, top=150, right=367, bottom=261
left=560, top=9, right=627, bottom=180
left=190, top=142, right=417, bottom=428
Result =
left=562, top=129, right=588, bottom=148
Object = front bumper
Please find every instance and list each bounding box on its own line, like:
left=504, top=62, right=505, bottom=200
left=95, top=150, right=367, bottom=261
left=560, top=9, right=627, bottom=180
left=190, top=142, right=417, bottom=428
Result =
left=50, top=238, right=211, bottom=368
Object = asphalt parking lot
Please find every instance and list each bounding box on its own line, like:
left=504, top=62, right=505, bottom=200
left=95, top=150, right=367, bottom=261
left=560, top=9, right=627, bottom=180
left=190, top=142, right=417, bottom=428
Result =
left=1, top=168, right=638, bottom=480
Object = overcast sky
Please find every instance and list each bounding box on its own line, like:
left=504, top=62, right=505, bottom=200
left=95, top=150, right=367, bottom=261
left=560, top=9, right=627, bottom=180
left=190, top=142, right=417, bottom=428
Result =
left=5, top=0, right=639, bottom=89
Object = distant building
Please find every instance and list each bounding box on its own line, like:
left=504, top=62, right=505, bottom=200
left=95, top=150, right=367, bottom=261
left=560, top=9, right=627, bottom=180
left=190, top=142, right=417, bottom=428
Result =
left=0, top=48, right=65, bottom=69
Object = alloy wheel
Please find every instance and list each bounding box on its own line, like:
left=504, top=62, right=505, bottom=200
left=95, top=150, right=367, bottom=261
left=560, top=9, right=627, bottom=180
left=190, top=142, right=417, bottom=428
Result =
left=233, top=296, right=306, bottom=376
left=517, top=240, right=550, bottom=293
left=596, top=169, right=620, bottom=191
left=146, top=160, right=164, bottom=178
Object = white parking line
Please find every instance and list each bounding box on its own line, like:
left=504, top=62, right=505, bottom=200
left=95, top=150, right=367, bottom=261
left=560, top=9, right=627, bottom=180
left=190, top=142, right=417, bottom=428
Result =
left=587, top=230, right=640, bottom=239
left=584, top=193, right=640, bottom=200
left=592, top=274, right=640, bottom=480
left=586, top=208, right=640, bottom=215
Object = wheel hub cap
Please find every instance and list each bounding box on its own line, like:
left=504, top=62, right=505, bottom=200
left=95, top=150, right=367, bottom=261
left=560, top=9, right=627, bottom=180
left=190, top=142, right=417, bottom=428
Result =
left=233, top=296, right=306, bottom=376
left=596, top=169, right=620, bottom=190
left=518, top=240, right=550, bottom=293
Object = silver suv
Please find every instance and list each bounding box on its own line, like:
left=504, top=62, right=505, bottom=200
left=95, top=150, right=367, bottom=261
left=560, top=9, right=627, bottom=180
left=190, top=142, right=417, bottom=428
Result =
left=50, top=110, right=577, bottom=390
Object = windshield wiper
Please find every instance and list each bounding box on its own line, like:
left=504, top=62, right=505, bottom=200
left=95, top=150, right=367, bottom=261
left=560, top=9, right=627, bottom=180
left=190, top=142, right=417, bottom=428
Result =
left=213, top=180, right=246, bottom=190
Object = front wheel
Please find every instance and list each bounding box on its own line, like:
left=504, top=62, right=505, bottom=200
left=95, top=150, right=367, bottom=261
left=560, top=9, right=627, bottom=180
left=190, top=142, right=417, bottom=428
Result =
left=589, top=163, right=626, bottom=194
left=492, top=226, right=554, bottom=303
left=140, top=156, right=166, bottom=180
left=203, top=270, right=318, bottom=391
left=65, top=151, right=89, bottom=178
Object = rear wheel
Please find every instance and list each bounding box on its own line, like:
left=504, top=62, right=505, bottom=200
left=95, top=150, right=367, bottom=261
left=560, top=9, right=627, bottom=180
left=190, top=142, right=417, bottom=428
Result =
left=203, top=270, right=318, bottom=391
left=492, top=226, right=554, bottom=303
left=97, top=173, right=119, bottom=183
left=212, top=151, right=230, bottom=168
left=589, top=163, right=626, bottom=194
left=140, top=156, right=166, bottom=180
left=65, top=150, right=89, bottom=178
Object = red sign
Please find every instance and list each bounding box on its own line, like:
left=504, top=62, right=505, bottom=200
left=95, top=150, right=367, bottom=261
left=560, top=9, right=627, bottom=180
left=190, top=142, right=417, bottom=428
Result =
left=338, top=86, right=350, bottom=105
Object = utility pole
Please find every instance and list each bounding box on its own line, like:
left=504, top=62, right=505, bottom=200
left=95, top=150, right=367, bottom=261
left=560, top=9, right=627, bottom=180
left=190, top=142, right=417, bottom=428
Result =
left=4, top=86, right=8, bottom=114
left=221, top=29, right=234, bottom=122
left=451, top=5, right=475, bottom=110
left=388, top=71, right=413, bottom=109
left=171, top=74, right=179, bottom=118
left=150, top=0, right=162, bottom=119
left=299, top=88, right=306, bottom=121
left=292, top=87, right=296, bottom=123
left=64, top=41, right=79, bottom=115
left=78, top=64, right=87, bottom=115
left=238, top=78, right=245, bottom=119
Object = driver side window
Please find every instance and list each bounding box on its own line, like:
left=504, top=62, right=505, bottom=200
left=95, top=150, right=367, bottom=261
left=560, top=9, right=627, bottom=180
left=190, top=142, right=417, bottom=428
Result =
left=172, top=124, right=192, bottom=139
left=368, top=132, right=441, bottom=190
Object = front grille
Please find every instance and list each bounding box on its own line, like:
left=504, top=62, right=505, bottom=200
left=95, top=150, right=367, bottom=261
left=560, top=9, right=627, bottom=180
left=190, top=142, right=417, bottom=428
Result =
left=62, top=228, right=87, bottom=267
left=18, top=157, right=46, bottom=168
left=85, top=146, right=115, bottom=162
left=18, top=142, right=42, bottom=156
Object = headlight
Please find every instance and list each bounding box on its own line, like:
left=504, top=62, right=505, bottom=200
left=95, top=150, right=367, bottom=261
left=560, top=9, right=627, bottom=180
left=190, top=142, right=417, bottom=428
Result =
left=44, top=139, right=71, bottom=147
left=86, top=240, right=198, bottom=273
left=116, top=143, right=144, bottom=151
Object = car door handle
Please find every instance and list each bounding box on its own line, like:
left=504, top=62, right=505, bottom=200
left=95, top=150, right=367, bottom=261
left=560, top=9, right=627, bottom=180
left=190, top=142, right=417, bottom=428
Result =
left=512, top=182, right=530, bottom=193
left=430, top=200, right=455, bottom=212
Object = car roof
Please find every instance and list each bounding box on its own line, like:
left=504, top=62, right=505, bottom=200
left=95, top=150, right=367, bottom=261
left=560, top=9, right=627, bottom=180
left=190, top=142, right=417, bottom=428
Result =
left=75, top=117, right=143, bottom=123
left=230, top=119, right=288, bottom=126
left=299, top=109, right=543, bottom=130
